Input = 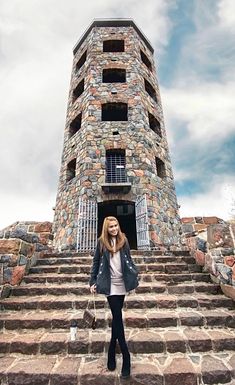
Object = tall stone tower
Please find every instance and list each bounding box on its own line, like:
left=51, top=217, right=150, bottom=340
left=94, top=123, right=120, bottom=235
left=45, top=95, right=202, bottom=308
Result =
left=53, top=19, right=181, bottom=251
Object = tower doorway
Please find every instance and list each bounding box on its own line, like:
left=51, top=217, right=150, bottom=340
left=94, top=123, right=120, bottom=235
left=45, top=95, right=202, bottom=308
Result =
left=98, top=200, right=137, bottom=249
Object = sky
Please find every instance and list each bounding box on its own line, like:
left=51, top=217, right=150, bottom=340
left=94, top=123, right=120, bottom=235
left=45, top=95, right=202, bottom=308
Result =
left=0, top=0, right=235, bottom=230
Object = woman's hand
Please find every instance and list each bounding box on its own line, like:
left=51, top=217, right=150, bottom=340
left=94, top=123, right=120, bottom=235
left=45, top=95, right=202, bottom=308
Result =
left=90, top=284, right=96, bottom=294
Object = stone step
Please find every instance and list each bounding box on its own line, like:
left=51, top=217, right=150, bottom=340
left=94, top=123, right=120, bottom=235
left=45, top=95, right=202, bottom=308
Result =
left=23, top=272, right=210, bottom=284
left=35, top=258, right=199, bottom=273
left=1, top=309, right=234, bottom=330
left=1, top=328, right=235, bottom=356
left=1, top=293, right=233, bottom=311
left=1, top=353, right=233, bottom=385
left=39, top=254, right=195, bottom=264
left=10, top=282, right=221, bottom=297
left=43, top=249, right=191, bottom=259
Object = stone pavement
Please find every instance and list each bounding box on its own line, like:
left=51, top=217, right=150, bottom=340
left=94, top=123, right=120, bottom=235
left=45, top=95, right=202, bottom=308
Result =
left=0, top=249, right=235, bottom=385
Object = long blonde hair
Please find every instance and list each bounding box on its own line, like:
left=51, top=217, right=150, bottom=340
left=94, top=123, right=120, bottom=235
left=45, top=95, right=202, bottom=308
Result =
left=99, top=216, right=127, bottom=254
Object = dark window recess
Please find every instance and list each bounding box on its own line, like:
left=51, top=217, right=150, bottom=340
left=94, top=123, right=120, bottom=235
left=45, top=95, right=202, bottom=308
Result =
left=73, top=79, right=84, bottom=102
left=144, top=79, right=157, bottom=103
left=76, top=51, right=87, bottom=71
left=148, top=112, right=162, bottom=137
left=103, top=68, right=126, bottom=83
left=103, top=40, right=124, bottom=52
left=140, top=50, right=152, bottom=71
left=67, top=158, right=76, bottom=182
left=106, top=150, right=127, bottom=183
left=155, top=157, right=166, bottom=178
left=69, top=113, right=82, bottom=138
left=102, top=103, right=128, bottom=121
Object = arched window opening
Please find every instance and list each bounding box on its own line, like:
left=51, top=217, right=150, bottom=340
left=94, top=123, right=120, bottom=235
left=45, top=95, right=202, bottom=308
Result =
left=144, top=79, right=157, bottom=103
left=67, top=158, right=76, bottom=182
left=148, top=112, right=162, bottom=137
left=73, top=79, right=84, bottom=103
left=69, top=113, right=82, bottom=138
left=102, top=103, right=128, bottom=121
left=103, top=68, right=126, bottom=83
left=155, top=157, right=166, bottom=178
left=140, top=50, right=152, bottom=71
left=103, top=40, right=124, bottom=52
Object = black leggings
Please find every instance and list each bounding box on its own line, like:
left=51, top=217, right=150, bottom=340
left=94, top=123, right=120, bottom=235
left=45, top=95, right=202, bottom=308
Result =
left=107, top=295, right=128, bottom=353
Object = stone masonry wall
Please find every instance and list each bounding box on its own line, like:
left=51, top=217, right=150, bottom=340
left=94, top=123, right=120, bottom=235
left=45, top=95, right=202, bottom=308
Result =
left=53, top=23, right=181, bottom=251
left=0, top=221, right=53, bottom=298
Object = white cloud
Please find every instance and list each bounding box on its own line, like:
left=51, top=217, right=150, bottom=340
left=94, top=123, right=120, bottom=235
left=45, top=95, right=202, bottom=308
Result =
left=162, top=79, right=235, bottom=144
left=217, top=0, right=235, bottom=31
left=179, top=176, right=235, bottom=220
left=0, top=191, right=55, bottom=230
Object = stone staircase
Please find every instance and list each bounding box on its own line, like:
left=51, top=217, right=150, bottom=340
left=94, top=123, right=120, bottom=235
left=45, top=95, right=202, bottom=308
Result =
left=0, top=250, right=235, bottom=385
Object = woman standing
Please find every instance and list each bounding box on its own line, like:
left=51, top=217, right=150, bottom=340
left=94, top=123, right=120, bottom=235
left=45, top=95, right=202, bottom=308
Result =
left=89, top=216, right=139, bottom=379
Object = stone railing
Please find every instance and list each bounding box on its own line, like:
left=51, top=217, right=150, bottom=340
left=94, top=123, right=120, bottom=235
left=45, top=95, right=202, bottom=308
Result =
left=181, top=217, right=235, bottom=299
left=0, top=221, right=53, bottom=298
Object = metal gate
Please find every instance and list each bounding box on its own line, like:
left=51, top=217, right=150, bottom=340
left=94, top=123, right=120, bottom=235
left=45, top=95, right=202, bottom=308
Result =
left=135, top=194, right=150, bottom=250
left=76, top=198, right=97, bottom=252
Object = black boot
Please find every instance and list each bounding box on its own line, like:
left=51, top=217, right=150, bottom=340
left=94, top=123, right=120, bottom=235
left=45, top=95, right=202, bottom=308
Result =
left=121, top=350, right=130, bottom=378
left=107, top=342, right=116, bottom=371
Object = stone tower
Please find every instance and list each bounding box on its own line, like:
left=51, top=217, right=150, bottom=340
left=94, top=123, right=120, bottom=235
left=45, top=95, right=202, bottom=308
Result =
left=53, top=19, right=181, bottom=251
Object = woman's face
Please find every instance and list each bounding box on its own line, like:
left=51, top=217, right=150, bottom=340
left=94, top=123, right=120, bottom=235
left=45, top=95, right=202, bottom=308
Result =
left=107, top=220, right=119, bottom=237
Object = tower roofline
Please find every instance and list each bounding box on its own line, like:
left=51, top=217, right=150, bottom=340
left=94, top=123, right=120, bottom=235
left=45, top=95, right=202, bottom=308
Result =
left=73, top=18, right=154, bottom=55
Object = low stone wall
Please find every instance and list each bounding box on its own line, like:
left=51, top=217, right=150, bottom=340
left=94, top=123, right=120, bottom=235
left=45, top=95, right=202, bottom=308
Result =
left=0, top=221, right=53, bottom=298
left=181, top=217, right=235, bottom=297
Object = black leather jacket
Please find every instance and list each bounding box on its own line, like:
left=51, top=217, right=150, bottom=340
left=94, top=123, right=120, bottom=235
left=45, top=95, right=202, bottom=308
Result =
left=89, top=240, right=139, bottom=295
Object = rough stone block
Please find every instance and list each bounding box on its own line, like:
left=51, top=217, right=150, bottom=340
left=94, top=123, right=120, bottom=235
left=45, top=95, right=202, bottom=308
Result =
left=164, top=332, right=186, bottom=353
left=147, top=313, right=178, bottom=328
left=90, top=332, right=106, bottom=353
left=207, top=224, right=233, bottom=248
left=19, top=254, right=28, bottom=265
left=80, top=357, right=116, bottom=385
left=7, top=357, right=56, bottom=385
left=0, top=284, right=11, bottom=298
left=68, top=332, right=89, bottom=354
left=3, top=267, right=12, bottom=284
left=0, top=239, right=21, bottom=254
left=201, top=355, right=232, bottom=384
left=130, top=362, right=163, bottom=385
left=39, top=233, right=51, bottom=245
left=180, top=312, right=204, bottom=326
left=181, top=217, right=195, bottom=224
left=203, top=217, right=220, bottom=225
left=34, top=222, right=52, bottom=233
left=208, top=330, right=235, bottom=351
left=40, top=333, right=67, bottom=354
left=51, top=357, right=82, bottom=385
left=20, top=241, right=34, bottom=257
left=183, top=329, right=212, bottom=352
left=194, top=224, right=207, bottom=232
left=11, top=265, right=26, bottom=285
left=164, top=357, right=197, bottom=385
left=10, top=334, right=40, bottom=354
left=194, top=249, right=205, bottom=266
left=195, top=217, right=203, bottom=224
left=182, top=224, right=194, bottom=233
left=128, top=331, right=164, bottom=353
left=8, top=230, right=39, bottom=244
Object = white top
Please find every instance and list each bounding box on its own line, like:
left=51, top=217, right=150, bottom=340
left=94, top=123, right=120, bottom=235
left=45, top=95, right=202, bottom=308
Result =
left=108, top=237, right=127, bottom=296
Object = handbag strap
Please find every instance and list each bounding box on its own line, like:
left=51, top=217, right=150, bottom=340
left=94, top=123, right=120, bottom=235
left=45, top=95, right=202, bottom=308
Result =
left=93, top=292, right=97, bottom=319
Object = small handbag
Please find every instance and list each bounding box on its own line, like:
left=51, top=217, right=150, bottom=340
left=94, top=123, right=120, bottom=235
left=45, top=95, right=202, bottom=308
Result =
left=83, top=293, right=97, bottom=330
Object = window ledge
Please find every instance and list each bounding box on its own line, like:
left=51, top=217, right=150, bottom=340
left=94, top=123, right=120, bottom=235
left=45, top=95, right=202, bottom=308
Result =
left=101, top=182, right=131, bottom=194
